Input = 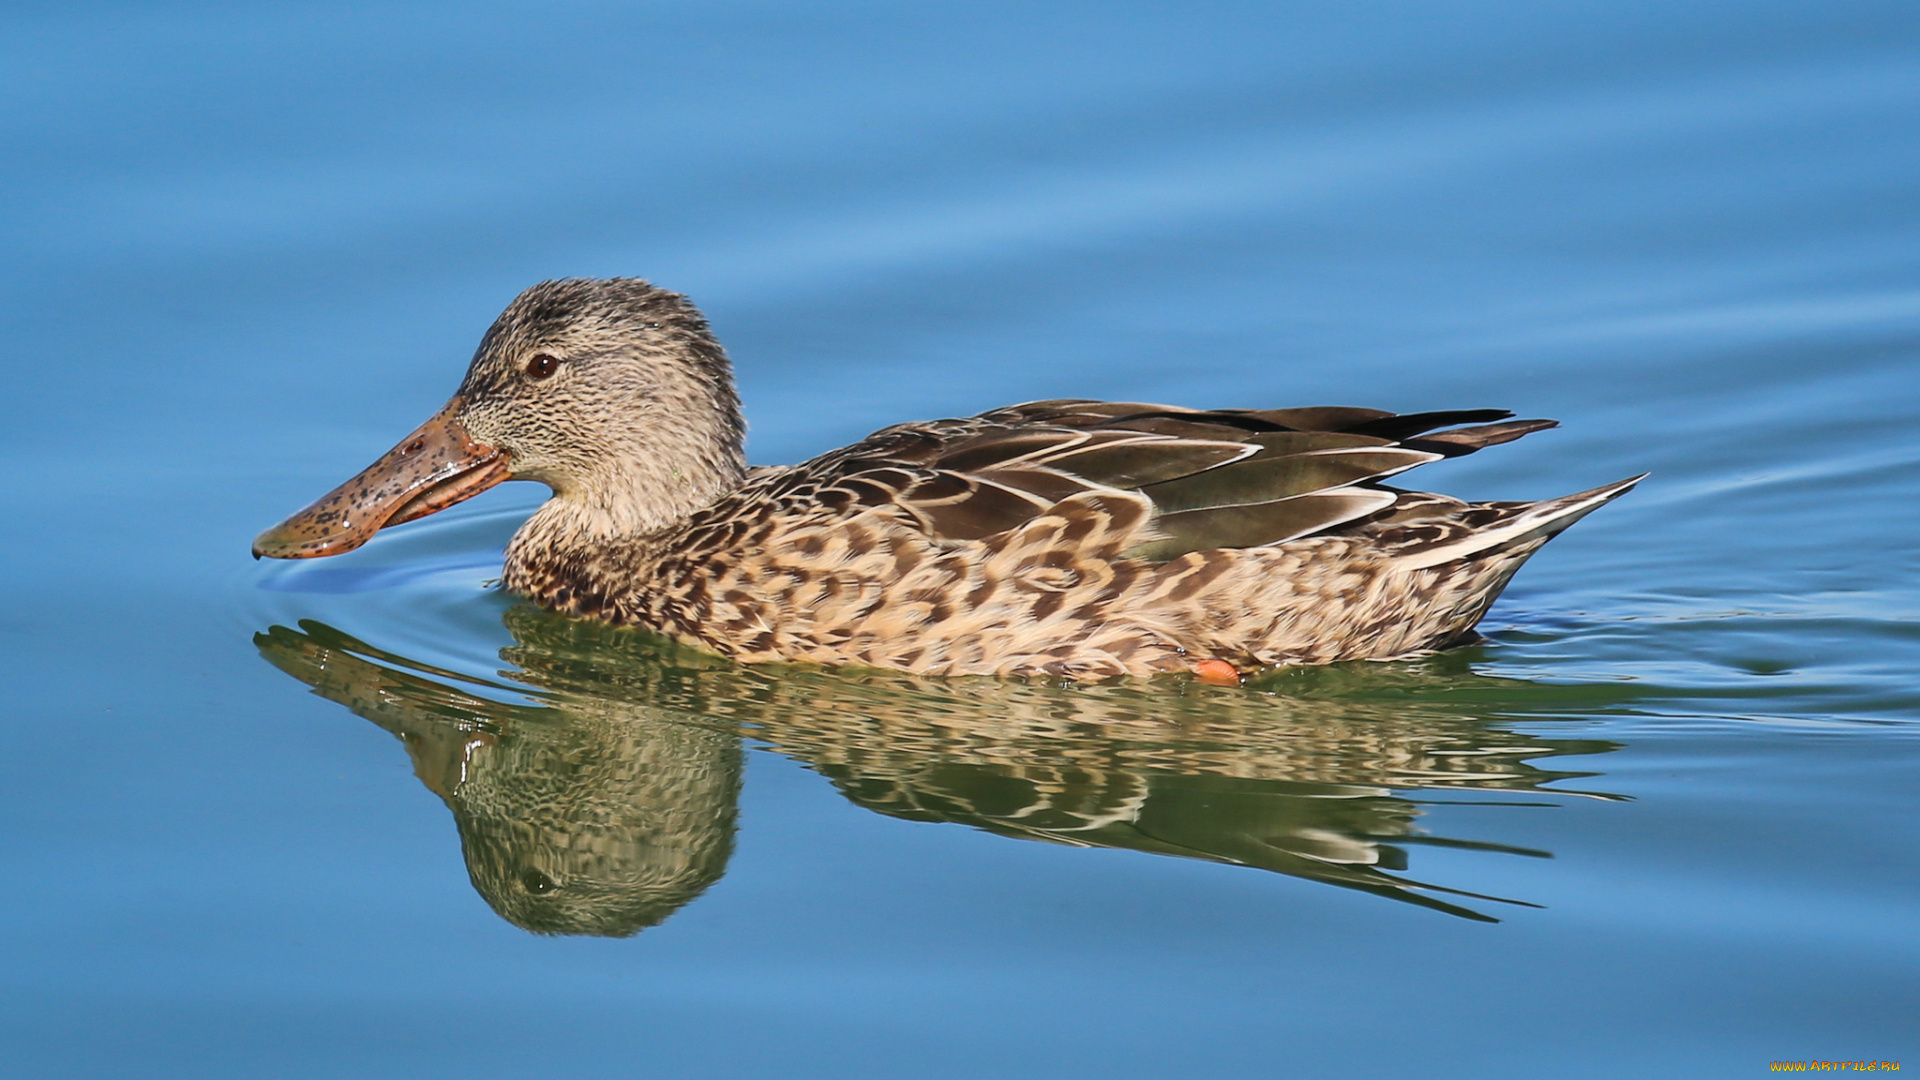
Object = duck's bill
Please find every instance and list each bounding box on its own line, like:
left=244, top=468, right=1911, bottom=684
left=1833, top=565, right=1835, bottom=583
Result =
left=252, top=400, right=510, bottom=559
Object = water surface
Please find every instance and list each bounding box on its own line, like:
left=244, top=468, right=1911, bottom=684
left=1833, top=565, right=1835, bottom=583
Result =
left=3, top=1, right=1918, bottom=1076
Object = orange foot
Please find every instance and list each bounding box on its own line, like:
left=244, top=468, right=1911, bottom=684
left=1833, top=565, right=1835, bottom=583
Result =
left=1192, top=659, right=1243, bottom=686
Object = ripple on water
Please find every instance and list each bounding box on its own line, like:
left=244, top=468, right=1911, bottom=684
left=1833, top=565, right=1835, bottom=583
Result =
left=246, top=491, right=542, bottom=691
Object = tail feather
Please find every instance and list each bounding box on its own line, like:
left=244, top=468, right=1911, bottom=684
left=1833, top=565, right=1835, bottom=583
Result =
left=1394, top=474, right=1646, bottom=571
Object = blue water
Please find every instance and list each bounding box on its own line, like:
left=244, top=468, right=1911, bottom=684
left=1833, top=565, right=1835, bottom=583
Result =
left=4, top=2, right=1918, bottom=1076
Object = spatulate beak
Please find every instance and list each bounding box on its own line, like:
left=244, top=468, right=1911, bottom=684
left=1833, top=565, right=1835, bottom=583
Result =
left=253, top=399, right=510, bottom=559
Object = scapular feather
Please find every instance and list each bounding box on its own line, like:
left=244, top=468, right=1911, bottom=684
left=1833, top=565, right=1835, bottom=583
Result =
left=912, top=476, right=1055, bottom=541
left=1243, top=431, right=1393, bottom=454
left=1141, top=448, right=1441, bottom=514
left=1102, top=416, right=1275, bottom=440
left=1013, top=400, right=1174, bottom=424
left=1403, top=419, right=1559, bottom=456
left=1341, top=409, right=1516, bottom=440
left=1046, top=438, right=1254, bottom=488
left=1123, top=490, right=1400, bottom=561
left=976, top=466, right=1096, bottom=506
left=936, top=430, right=1088, bottom=472
left=1240, top=406, right=1395, bottom=431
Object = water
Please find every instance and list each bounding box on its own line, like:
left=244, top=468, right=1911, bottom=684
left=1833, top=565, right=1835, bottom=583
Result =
left=4, top=1, right=1918, bottom=1075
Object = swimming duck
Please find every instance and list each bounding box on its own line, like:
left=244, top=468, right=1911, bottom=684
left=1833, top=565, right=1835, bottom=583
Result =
left=255, top=278, right=1641, bottom=681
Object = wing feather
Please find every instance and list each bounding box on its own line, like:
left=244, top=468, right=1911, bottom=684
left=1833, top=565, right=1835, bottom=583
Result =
left=779, top=398, right=1558, bottom=555
left=1041, top=438, right=1255, bottom=487
left=908, top=475, right=1057, bottom=541
left=1123, top=490, right=1400, bottom=561
left=1141, top=448, right=1440, bottom=514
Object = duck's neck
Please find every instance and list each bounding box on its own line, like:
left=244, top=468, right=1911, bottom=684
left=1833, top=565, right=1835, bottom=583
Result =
left=505, top=425, right=748, bottom=581
left=529, top=458, right=744, bottom=542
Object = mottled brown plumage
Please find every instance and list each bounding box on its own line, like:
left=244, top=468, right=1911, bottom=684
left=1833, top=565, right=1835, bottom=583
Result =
left=256, top=278, right=1643, bottom=680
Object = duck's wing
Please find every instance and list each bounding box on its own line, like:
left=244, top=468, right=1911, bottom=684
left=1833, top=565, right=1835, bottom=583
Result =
left=780, top=400, right=1558, bottom=559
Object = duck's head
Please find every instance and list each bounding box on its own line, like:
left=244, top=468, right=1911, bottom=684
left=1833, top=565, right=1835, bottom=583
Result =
left=254, top=278, right=746, bottom=559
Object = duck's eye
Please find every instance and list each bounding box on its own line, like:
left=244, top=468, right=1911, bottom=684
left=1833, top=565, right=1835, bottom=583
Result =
left=526, top=353, right=560, bottom=380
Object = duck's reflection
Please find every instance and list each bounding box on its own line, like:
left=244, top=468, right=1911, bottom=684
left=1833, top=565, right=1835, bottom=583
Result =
left=259, top=620, right=739, bottom=936
left=256, top=607, right=1621, bottom=934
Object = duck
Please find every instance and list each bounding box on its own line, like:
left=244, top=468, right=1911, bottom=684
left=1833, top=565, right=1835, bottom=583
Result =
left=254, top=277, right=1642, bottom=682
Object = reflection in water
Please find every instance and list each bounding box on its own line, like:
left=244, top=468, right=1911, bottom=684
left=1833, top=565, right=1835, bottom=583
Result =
left=256, top=607, right=1622, bottom=933
left=259, top=625, right=739, bottom=936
